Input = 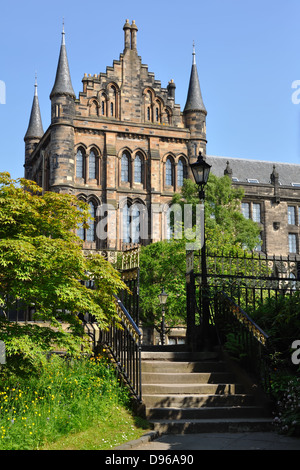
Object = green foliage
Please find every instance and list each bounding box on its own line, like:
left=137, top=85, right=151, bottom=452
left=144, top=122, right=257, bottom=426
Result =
left=0, top=173, right=127, bottom=364
left=139, top=239, right=187, bottom=326
left=251, top=293, right=300, bottom=361
left=273, top=375, right=300, bottom=436
left=139, top=174, right=261, bottom=327
left=0, top=354, right=147, bottom=450
left=173, top=175, right=261, bottom=253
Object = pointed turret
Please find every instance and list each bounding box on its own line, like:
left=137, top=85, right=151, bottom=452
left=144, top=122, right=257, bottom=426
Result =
left=49, top=23, right=75, bottom=190
left=50, top=23, right=75, bottom=99
left=24, top=76, right=44, bottom=178
left=184, top=43, right=206, bottom=113
left=24, top=76, right=44, bottom=140
left=184, top=43, right=207, bottom=159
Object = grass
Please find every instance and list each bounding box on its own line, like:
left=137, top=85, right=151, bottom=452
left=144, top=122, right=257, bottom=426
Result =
left=0, top=353, right=151, bottom=450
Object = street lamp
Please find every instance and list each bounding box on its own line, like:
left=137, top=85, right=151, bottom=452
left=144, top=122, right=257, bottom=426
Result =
left=190, top=152, right=211, bottom=351
left=158, top=287, right=168, bottom=345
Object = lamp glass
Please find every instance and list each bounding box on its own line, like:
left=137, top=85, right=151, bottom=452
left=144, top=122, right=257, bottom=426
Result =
left=158, top=288, right=168, bottom=305
left=190, top=153, right=211, bottom=186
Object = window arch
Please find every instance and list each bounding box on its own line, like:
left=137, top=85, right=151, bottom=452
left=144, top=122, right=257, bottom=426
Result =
left=134, top=153, right=143, bottom=183
left=100, top=93, right=106, bottom=116
left=177, top=158, right=187, bottom=187
left=131, top=204, right=140, bottom=244
left=108, top=85, right=117, bottom=118
left=77, top=200, right=96, bottom=242
left=76, top=148, right=84, bottom=179
left=165, top=157, right=174, bottom=186
left=122, top=203, right=130, bottom=243
left=89, top=150, right=97, bottom=180
left=121, top=152, right=130, bottom=183
left=121, top=200, right=146, bottom=244
left=86, top=201, right=96, bottom=242
left=90, top=100, right=98, bottom=116
left=154, top=99, right=161, bottom=123
left=144, top=90, right=153, bottom=122
left=166, top=205, right=174, bottom=240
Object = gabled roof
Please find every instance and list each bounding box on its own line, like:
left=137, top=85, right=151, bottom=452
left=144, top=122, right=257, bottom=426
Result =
left=206, top=155, right=300, bottom=187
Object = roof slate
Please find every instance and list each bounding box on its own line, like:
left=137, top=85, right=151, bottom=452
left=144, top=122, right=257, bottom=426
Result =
left=206, top=155, right=300, bottom=187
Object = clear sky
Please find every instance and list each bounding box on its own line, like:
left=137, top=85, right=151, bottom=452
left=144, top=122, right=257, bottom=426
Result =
left=1, top=0, right=300, bottom=179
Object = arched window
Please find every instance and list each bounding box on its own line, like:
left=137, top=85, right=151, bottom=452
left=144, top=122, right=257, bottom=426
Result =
left=166, top=206, right=174, bottom=240
left=122, top=203, right=130, bottom=243
left=101, top=93, right=106, bottom=116
left=90, top=100, right=98, bottom=116
left=121, top=152, right=130, bottom=183
left=155, top=100, right=161, bottom=123
left=131, top=204, right=140, bottom=244
left=165, top=109, right=172, bottom=125
left=77, top=207, right=85, bottom=240
left=76, top=149, right=84, bottom=179
left=77, top=200, right=96, bottom=242
left=134, top=154, right=143, bottom=183
left=89, top=150, right=96, bottom=180
left=109, top=85, right=117, bottom=118
left=86, top=202, right=96, bottom=242
left=145, top=90, right=153, bottom=122
left=166, top=157, right=173, bottom=186
left=177, top=158, right=187, bottom=187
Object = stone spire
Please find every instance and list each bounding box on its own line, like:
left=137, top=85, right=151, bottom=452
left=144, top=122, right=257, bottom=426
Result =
left=50, top=22, right=75, bottom=99
left=184, top=42, right=206, bottom=113
left=24, top=75, right=44, bottom=140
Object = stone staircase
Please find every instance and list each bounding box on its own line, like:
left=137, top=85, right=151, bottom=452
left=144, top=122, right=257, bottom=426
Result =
left=141, top=348, right=273, bottom=434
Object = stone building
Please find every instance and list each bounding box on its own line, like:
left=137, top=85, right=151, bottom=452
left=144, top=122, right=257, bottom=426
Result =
left=24, top=20, right=300, bottom=257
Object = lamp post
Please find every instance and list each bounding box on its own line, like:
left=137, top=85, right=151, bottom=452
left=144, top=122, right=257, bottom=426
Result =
left=190, top=152, right=211, bottom=351
left=158, top=287, right=168, bottom=345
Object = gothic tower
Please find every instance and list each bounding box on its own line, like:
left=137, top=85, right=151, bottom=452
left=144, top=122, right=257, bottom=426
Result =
left=24, top=77, right=44, bottom=180
left=49, top=24, right=76, bottom=191
left=183, top=44, right=207, bottom=161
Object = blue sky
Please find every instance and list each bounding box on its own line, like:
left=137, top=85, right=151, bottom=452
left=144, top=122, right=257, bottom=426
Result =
left=1, top=0, right=300, bottom=179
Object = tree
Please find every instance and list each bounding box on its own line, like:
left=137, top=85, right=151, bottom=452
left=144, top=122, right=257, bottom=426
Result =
left=139, top=174, right=261, bottom=327
left=0, top=173, right=126, bottom=367
left=172, top=175, right=260, bottom=253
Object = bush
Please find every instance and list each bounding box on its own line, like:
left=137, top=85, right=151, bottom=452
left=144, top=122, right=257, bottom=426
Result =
left=272, top=374, right=300, bottom=436
left=251, top=293, right=300, bottom=364
left=0, top=353, right=130, bottom=450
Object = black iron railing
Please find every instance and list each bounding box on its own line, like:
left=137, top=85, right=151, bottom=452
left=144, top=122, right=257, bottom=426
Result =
left=213, top=291, right=273, bottom=395
left=98, top=296, right=142, bottom=402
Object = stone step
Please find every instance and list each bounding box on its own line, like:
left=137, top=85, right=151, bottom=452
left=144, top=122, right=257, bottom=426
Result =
left=142, top=393, right=254, bottom=408
left=141, top=351, right=219, bottom=362
left=142, top=383, right=244, bottom=395
left=146, top=405, right=269, bottom=420
left=141, top=360, right=227, bottom=373
left=142, top=371, right=235, bottom=384
left=150, top=418, right=273, bottom=434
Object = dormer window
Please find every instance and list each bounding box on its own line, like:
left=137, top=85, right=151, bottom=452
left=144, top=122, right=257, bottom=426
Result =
left=247, top=178, right=259, bottom=184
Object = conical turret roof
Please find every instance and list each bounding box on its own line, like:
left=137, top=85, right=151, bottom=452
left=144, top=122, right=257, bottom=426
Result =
left=50, top=25, right=75, bottom=99
left=184, top=44, right=206, bottom=113
left=24, top=77, right=44, bottom=140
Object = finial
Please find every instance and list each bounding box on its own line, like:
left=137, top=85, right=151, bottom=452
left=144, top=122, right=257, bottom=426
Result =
left=34, top=72, right=38, bottom=96
left=192, top=41, right=196, bottom=65
left=62, top=18, right=65, bottom=45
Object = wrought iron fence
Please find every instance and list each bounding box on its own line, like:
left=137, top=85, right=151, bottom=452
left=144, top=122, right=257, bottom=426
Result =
left=98, top=296, right=142, bottom=402
left=212, top=291, right=273, bottom=395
